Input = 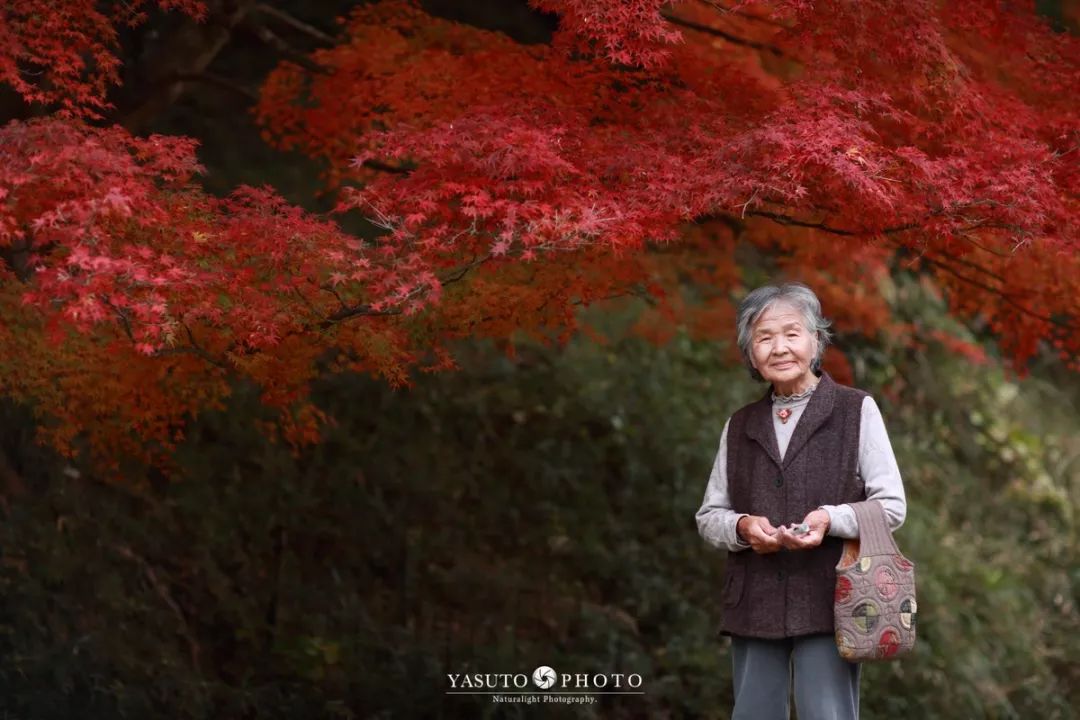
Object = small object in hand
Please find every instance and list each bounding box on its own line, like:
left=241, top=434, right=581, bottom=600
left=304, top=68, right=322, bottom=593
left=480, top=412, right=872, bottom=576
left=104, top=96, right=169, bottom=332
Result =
left=792, top=523, right=810, bottom=536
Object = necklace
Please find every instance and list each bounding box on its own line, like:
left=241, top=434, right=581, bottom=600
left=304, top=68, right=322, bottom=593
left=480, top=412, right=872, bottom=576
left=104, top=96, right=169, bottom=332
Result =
left=772, top=382, right=818, bottom=423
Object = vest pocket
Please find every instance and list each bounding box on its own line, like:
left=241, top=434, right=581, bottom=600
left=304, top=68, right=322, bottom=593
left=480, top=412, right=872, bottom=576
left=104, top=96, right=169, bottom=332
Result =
left=722, top=565, right=745, bottom=608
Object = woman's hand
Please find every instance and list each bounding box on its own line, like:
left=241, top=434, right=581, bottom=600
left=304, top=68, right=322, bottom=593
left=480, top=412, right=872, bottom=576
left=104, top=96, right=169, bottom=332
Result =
left=777, top=509, right=831, bottom=550
left=736, top=515, right=783, bottom=554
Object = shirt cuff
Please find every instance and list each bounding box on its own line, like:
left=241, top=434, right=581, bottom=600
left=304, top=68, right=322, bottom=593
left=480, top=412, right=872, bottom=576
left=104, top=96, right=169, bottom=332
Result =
left=819, top=504, right=858, bottom=539
left=731, top=513, right=751, bottom=549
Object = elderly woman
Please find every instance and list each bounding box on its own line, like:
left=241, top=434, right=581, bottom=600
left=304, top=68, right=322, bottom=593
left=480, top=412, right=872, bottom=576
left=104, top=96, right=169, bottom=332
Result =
left=696, top=283, right=907, bottom=720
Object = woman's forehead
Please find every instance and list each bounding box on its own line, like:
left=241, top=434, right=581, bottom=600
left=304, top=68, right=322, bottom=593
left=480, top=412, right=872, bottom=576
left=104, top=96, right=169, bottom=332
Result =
left=754, top=303, right=804, bottom=327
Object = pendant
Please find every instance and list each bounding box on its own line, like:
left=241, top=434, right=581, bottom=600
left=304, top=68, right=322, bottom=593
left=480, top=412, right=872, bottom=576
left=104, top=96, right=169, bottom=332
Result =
left=776, top=408, right=792, bottom=424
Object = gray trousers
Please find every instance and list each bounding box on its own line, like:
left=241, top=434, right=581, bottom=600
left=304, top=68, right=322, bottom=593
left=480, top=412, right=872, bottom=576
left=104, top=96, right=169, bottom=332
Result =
left=731, top=633, right=860, bottom=720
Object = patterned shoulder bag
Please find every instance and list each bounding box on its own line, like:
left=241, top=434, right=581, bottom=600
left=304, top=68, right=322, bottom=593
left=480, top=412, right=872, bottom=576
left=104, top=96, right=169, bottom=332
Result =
left=834, top=500, right=917, bottom=662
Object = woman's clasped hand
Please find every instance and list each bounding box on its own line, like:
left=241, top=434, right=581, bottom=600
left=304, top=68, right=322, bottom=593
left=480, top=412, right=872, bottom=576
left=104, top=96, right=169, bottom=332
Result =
left=737, top=508, right=831, bottom=554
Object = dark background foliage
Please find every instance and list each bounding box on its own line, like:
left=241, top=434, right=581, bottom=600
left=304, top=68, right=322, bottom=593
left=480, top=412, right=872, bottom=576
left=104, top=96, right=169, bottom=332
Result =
left=0, top=277, right=1076, bottom=718
left=0, top=1, right=1077, bottom=718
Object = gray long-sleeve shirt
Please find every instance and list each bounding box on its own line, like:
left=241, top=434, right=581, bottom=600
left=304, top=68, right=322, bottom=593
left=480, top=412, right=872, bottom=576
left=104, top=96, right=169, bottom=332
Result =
left=696, top=391, right=907, bottom=552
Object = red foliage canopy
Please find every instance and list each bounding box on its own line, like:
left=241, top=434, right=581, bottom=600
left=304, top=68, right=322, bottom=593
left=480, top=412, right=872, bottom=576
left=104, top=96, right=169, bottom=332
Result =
left=0, top=0, right=1077, bottom=464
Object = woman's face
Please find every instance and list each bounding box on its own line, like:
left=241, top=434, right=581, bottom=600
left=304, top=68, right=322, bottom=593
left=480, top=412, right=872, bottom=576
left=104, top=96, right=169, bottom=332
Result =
left=749, top=302, right=819, bottom=390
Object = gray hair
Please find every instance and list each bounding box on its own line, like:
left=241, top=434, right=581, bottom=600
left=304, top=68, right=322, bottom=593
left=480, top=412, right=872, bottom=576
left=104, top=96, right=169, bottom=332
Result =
left=735, top=282, right=832, bottom=382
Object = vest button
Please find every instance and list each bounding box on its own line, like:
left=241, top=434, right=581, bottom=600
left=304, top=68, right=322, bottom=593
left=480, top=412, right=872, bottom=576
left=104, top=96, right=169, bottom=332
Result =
left=775, top=475, right=784, bottom=487
left=777, top=570, right=784, bottom=581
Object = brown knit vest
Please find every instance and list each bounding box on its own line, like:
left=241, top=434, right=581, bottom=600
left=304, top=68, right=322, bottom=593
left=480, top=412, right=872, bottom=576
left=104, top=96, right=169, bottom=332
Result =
left=720, top=372, right=867, bottom=639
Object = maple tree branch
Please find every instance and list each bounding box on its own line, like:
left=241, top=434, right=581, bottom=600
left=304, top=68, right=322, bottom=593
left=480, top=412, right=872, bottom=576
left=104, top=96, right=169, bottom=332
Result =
left=361, top=159, right=412, bottom=175
left=442, top=252, right=492, bottom=285
left=939, top=250, right=1006, bottom=284
left=698, top=0, right=790, bottom=28
left=290, top=286, right=323, bottom=322
left=152, top=344, right=231, bottom=370
left=913, top=252, right=1076, bottom=331
left=242, top=20, right=331, bottom=75
left=322, top=304, right=402, bottom=324
left=894, top=230, right=1010, bottom=286
left=121, top=0, right=257, bottom=132
left=571, top=286, right=658, bottom=307
left=732, top=209, right=1073, bottom=332
left=167, top=72, right=260, bottom=103
left=182, top=323, right=230, bottom=369
left=322, top=253, right=493, bottom=325
left=745, top=207, right=1023, bottom=243
left=122, top=253, right=498, bottom=369
left=319, top=283, right=350, bottom=311
left=954, top=232, right=1013, bottom=259
left=148, top=323, right=231, bottom=370
left=254, top=4, right=337, bottom=45
left=743, top=210, right=919, bottom=235
left=661, top=11, right=786, bottom=57
left=102, top=298, right=136, bottom=342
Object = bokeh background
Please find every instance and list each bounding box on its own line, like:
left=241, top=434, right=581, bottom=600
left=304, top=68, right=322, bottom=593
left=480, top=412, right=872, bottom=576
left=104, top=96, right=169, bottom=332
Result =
left=0, top=1, right=1077, bottom=718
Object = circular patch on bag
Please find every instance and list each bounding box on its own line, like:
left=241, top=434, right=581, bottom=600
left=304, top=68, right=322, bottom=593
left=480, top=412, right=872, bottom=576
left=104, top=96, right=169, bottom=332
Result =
left=852, top=601, right=880, bottom=633
left=900, top=597, right=917, bottom=629
left=836, top=630, right=857, bottom=660
left=894, top=554, right=914, bottom=572
left=875, top=566, right=899, bottom=601
left=856, top=556, right=873, bottom=573
left=878, top=628, right=901, bottom=658
left=835, top=575, right=854, bottom=604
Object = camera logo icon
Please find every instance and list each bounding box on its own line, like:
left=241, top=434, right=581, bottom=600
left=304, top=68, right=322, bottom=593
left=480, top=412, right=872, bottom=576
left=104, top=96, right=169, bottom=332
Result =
left=532, top=665, right=557, bottom=689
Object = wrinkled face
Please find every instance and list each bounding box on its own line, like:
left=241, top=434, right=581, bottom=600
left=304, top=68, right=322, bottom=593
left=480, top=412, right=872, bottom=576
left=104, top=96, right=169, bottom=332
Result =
left=749, top=302, right=818, bottom=387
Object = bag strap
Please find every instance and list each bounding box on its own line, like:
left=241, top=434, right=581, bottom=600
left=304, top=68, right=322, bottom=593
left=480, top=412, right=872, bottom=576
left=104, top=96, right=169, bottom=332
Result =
left=849, top=500, right=899, bottom=557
